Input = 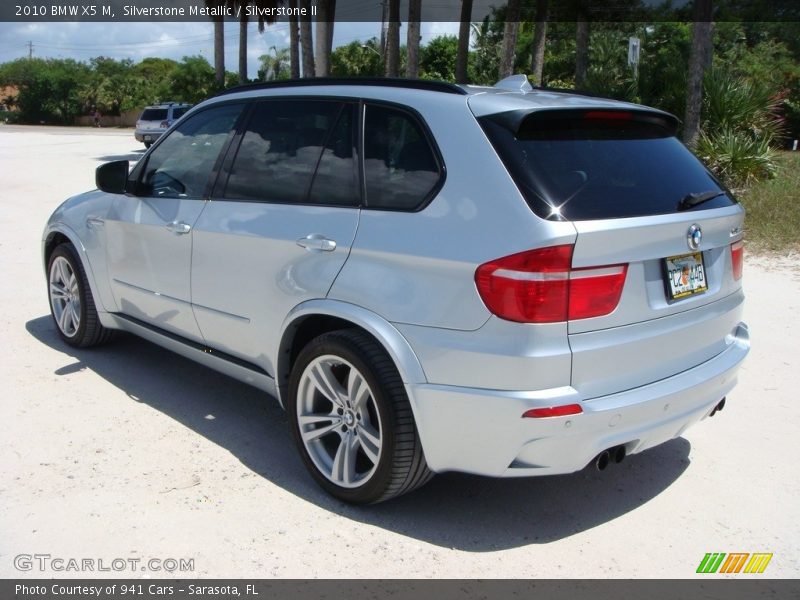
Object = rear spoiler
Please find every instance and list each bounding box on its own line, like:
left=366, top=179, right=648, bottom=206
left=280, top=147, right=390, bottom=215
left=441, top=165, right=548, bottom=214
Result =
left=486, top=108, right=680, bottom=138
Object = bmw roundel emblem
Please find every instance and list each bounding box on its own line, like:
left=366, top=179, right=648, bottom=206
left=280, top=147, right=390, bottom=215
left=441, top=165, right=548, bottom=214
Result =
left=687, top=224, right=703, bottom=250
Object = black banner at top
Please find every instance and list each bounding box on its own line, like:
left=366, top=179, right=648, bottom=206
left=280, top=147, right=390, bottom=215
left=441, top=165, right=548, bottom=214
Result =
left=1, top=0, right=799, bottom=23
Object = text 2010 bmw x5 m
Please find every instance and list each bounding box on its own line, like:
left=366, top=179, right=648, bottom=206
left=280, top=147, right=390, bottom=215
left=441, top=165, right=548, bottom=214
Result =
left=43, top=76, right=749, bottom=503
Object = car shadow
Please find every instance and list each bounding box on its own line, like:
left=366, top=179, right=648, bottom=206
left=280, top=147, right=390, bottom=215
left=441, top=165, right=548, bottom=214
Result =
left=95, top=150, right=146, bottom=162
left=26, top=315, right=691, bottom=551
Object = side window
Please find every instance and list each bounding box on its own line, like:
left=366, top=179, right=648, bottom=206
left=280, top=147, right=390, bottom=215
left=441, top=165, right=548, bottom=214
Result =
left=363, top=104, right=441, bottom=210
left=137, top=103, right=243, bottom=199
left=224, top=100, right=356, bottom=206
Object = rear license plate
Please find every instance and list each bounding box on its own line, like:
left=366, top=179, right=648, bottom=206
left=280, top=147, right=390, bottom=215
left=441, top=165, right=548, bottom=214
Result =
left=663, top=252, right=708, bottom=302
left=144, top=135, right=152, bottom=141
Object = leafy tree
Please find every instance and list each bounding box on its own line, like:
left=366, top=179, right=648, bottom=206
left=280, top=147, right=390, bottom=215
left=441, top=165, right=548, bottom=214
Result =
left=330, top=40, right=382, bottom=77
left=170, top=55, right=216, bottom=104
left=420, top=36, right=459, bottom=81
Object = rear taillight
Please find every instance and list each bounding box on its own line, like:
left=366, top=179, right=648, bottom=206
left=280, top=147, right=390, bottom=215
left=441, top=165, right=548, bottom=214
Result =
left=475, top=244, right=628, bottom=323
left=731, top=240, right=744, bottom=280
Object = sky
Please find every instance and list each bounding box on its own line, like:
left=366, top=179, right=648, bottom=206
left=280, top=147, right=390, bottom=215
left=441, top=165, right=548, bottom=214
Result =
left=0, top=21, right=461, bottom=78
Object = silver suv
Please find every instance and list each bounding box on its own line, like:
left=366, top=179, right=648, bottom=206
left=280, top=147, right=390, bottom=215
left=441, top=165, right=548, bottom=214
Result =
left=43, top=77, right=749, bottom=503
left=134, top=102, right=191, bottom=148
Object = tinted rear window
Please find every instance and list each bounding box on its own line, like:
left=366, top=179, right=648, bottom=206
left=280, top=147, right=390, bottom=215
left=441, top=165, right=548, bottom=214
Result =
left=172, top=106, right=190, bottom=119
left=480, top=111, right=736, bottom=221
left=141, top=108, right=168, bottom=121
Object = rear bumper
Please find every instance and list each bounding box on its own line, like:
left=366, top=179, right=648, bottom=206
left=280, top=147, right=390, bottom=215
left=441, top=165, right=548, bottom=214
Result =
left=407, top=322, right=749, bottom=477
left=134, top=129, right=164, bottom=142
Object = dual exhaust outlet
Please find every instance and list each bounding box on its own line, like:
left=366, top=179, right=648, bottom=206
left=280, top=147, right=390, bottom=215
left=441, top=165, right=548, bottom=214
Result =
left=594, top=445, right=627, bottom=471
left=593, top=397, right=728, bottom=471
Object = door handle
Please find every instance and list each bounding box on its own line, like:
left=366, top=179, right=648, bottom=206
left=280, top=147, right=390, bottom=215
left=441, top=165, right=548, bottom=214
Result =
left=166, top=221, right=192, bottom=235
left=296, top=234, right=337, bottom=252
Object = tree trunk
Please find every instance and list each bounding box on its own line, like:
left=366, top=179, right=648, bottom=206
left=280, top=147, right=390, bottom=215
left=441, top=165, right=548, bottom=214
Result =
left=288, top=0, right=300, bottom=79
left=406, top=0, right=421, bottom=78
left=498, top=0, right=521, bottom=79
left=299, top=0, right=315, bottom=77
left=530, top=0, right=548, bottom=86
left=684, top=0, right=714, bottom=146
left=214, top=17, right=225, bottom=87
left=239, top=14, right=248, bottom=84
left=455, top=0, right=473, bottom=84
left=385, top=0, right=400, bottom=77
left=314, top=0, right=335, bottom=77
left=575, top=10, right=589, bottom=90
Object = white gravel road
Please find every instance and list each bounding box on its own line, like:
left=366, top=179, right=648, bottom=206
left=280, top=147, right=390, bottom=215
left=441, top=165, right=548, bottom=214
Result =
left=0, top=125, right=798, bottom=579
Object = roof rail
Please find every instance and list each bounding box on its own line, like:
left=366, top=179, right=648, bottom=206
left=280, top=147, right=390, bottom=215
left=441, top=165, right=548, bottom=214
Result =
left=214, top=77, right=469, bottom=97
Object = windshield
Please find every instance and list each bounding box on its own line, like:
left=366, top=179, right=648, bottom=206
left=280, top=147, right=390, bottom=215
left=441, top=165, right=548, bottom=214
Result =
left=479, top=111, right=737, bottom=221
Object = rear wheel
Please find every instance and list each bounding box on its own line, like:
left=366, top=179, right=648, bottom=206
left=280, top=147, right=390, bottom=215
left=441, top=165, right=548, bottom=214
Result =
left=287, top=329, right=432, bottom=504
left=47, top=243, right=113, bottom=347
left=144, top=141, right=152, bottom=149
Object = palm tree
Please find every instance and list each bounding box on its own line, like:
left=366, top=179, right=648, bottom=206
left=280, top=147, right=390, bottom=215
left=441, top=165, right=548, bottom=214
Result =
left=575, top=2, right=589, bottom=89
left=259, top=45, right=290, bottom=80
left=685, top=0, right=714, bottom=145
left=204, top=0, right=226, bottom=87
left=406, top=0, right=422, bottom=78
left=530, top=0, right=548, bottom=86
left=288, top=0, right=300, bottom=78
left=234, top=1, right=282, bottom=85
left=315, top=0, right=336, bottom=77
left=498, top=0, right=521, bottom=79
left=455, top=0, right=473, bottom=83
left=299, top=0, right=315, bottom=77
left=385, top=0, right=400, bottom=77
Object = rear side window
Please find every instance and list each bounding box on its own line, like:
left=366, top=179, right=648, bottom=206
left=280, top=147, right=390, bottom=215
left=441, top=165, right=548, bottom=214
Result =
left=363, top=104, right=441, bottom=211
left=172, top=106, right=190, bottom=120
left=224, top=100, right=357, bottom=206
left=140, top=108, right=168, bottom=121
left=480, top=111, right=737, bottom=221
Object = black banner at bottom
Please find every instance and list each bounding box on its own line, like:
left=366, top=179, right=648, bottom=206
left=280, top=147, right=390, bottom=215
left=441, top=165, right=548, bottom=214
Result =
left=3, top=580, right=800, bottom=600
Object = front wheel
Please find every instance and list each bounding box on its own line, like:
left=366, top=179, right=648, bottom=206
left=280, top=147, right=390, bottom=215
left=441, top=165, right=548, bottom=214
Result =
left=47, top=243, right=113, bottom=347
left=287, top=329, right=432, bottom=504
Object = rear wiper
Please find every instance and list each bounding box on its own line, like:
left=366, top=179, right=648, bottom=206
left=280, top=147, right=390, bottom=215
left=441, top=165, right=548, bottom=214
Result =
left=678, top=190, right=726, bottom=211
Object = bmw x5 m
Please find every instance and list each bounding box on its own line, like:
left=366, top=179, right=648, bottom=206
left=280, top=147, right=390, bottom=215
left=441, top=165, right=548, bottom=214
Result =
left=44, top=76, right=749, bottom=503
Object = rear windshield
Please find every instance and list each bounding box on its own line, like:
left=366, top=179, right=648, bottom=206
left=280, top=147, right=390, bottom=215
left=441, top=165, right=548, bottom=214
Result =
left=140, top=108, right=168, bottom=121
left=479, top=111, right=736, bottom=220
left=172, top=106, right=190, bottom=119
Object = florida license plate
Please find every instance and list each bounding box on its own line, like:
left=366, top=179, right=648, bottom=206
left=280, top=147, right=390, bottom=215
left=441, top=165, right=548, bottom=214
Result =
left=664, top=252, right=708, bottom=302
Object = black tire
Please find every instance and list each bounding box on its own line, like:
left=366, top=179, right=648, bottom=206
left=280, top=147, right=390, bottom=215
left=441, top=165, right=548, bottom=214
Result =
left=144, top=141, right=152, bottom=149
left=287, top=329, right=433, bottom=504
left=47, top=243, right=113, bottom=348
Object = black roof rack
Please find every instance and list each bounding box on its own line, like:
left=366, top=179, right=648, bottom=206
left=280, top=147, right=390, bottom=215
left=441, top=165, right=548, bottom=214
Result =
left=214, top=77, right=468, bottom=97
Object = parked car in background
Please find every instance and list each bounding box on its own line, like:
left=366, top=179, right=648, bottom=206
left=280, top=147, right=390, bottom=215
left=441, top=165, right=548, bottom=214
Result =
left=43, top=77, right=749, bottom=504
left=134, top=102, right=191, bottom=147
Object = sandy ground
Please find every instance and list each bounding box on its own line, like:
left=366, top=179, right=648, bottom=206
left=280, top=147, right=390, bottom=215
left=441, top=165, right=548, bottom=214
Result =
left=0, top=124, right=798, bottom=579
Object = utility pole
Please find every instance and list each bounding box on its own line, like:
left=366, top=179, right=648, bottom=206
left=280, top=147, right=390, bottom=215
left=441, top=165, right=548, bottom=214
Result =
left=27, top=41, right=33, bottom=60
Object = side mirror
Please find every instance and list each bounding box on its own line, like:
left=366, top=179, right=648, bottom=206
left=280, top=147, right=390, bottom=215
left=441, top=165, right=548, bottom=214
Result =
left=96, top=160, right=129, bottom=194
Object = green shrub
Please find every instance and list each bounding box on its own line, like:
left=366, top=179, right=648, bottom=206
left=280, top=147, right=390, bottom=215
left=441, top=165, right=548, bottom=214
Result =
left=695, top=127, right=778, bottom=187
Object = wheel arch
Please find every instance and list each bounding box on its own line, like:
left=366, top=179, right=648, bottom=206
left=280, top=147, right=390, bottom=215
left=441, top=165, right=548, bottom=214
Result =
left=276, top=300, right=428, bottom=408
left=43, top=224, right=111, bottom=324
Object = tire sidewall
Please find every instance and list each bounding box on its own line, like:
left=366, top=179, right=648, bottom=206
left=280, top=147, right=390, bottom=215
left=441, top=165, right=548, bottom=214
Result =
left=287, top=333, right=398, bottom=504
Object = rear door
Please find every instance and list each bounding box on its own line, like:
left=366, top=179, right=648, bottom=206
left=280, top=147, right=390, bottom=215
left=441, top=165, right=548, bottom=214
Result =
left=190, top=99, right=361, bottom=373
left=480, top=109, right=745, bottom=398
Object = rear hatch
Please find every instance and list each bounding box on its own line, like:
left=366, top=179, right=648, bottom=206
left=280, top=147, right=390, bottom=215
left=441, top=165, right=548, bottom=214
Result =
left=478, top=104, right=745, bottom=399
left=137, top=107, right=169, bottom=131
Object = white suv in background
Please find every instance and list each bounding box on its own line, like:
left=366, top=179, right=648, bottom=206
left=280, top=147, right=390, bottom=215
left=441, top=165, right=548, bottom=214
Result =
left=134, top=102, right=191, bottom=148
